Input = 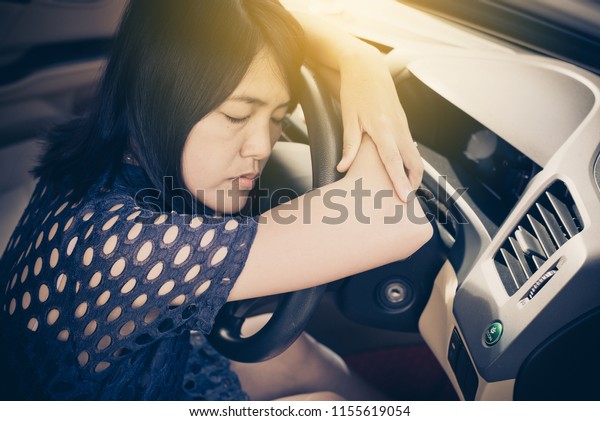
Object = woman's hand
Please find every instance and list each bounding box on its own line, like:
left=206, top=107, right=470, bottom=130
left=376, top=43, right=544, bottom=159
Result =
left=336, top=45, right=423, bottom=202
left=291, top=10, right=423, bottom=202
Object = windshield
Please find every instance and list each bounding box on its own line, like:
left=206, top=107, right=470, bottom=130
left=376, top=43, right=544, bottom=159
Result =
left=398, top=0, right=600, bottom=74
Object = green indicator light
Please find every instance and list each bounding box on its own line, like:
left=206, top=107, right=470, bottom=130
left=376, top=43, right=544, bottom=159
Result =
left=483, top=321, right=503, bottom=346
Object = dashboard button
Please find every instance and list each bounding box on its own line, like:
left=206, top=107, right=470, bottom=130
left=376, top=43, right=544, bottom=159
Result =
left=483, top=321, right=503, bottom=346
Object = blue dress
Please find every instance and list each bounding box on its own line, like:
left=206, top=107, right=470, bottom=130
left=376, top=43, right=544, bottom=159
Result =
left=0, top=164, right=259, bottom=400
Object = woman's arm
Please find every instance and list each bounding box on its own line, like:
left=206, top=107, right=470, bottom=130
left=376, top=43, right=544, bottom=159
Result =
left=228, top=134, right=433, bottom=301
left=292, top=10, right=424, bottom=202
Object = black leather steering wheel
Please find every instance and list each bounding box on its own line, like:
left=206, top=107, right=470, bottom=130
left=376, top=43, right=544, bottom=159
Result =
left=207, top=67, right=344, bottom=362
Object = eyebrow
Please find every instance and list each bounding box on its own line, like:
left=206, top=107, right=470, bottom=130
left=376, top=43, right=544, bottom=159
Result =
left=228, top=95, right=290, bottom=110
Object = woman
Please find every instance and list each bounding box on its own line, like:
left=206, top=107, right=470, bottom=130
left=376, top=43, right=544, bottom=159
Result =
left=0, top=0, right=431, bottom=400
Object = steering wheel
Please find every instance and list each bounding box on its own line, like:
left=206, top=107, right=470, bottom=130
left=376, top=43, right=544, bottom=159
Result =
left=207, top=67, right=344, bottom=362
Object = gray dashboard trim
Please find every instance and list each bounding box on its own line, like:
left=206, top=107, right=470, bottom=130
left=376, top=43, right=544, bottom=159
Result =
left=595, top=152, right=600, bottom=192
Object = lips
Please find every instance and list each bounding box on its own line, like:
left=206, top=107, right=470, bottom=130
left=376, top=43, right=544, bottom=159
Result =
left=233, top=172, right=259, bottom=190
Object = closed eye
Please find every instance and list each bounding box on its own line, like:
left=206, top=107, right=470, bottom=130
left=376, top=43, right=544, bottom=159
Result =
left=223, top=114, right=250, bottom=124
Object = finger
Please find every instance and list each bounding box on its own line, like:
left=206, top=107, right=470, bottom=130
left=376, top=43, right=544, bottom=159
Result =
left=376, top=141, right=413, bottom=202
left=337, top=114, right=362, bottom=173
left=403, top=146, right=424, bottom=189
left=407, top=166, right=423, bottom=190
left=407, top=159, right=424, bottom=190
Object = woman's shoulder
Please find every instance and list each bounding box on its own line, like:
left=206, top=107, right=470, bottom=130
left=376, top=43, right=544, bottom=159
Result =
left=2, top=169, right=260, bottom=302
left=1, top=169, right=261, bottom=383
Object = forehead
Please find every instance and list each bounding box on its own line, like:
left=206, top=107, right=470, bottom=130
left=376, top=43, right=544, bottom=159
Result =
left=226, top=49, right=290, bottom=106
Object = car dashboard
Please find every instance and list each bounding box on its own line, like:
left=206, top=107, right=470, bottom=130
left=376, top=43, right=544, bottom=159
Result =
left=284, top=0, right=600, bottom=400
left=396, top=52, right=600, bottom=400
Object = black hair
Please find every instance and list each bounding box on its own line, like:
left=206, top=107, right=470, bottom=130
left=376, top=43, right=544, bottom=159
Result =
left=33, top=0, right=304, bottom=209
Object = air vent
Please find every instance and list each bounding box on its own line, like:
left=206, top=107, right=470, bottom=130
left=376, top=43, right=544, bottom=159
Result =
left=494, top=181, right=583, bottom=296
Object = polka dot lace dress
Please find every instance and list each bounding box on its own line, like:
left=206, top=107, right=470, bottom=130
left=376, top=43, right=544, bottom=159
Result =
left=0, top=165, right=258, bottom=400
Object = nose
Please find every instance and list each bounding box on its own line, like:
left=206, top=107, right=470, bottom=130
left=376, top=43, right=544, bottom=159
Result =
left=240, top=120, right=274, bottom=161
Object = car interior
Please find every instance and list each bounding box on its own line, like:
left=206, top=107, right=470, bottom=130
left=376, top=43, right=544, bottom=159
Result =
left=1, top=0, right=599, bottom=401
